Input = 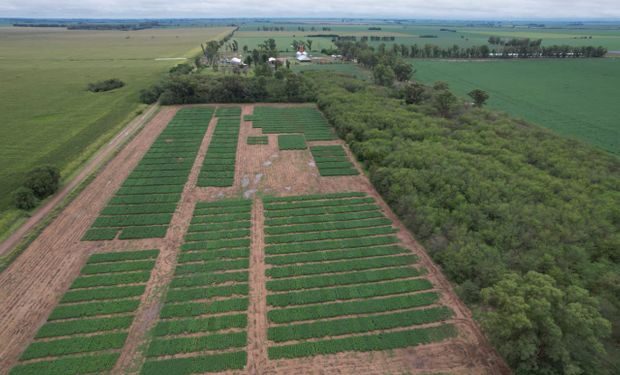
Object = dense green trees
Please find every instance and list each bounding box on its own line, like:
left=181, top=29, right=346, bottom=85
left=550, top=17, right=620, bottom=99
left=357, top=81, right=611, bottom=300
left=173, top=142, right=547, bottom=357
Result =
left=87, top=79, right=124, bottom=93
left=307, top=71, right=619, bottom=374
left=139, top=73, right=315, bottom=105
left=14, top=165, right=61, bottom=210
left=468, top=89, right=489, bottom=107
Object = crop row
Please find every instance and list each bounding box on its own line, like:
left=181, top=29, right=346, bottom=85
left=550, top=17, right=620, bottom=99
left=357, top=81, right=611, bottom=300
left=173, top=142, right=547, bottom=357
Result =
left=265, top=225, right=397, bottom=244
left=9, top=353, right=120, bottom=375
left=140, top=351, right=246, bottom=375
left=197, top=116, right=240, bottom=187
left=267, top=278, right=433, bottom=307
left=310, top=145, right=359, bottom=177
left=215, top=106, right=242, bottom=117
left=269, top=292, right=440, bottom=323
left=165, top=284, right=249, bottom=303
left=265, top=245, right=407, bottom=265
left=268, top=307, right=453, bottom=342
left=159, top=297, right=249, bottom=318
left=10, top=250, right=158, bottom=375
left=268, top=325, right=457, bottom=359
left=265, top=217, right=392, bottom=235
left=247, top=135, right=269, bottom=145
left=83, top=108, right=213, bottom=240
left=146, top=331, right=247, bottom=357
left=267, top=267, right=424, bottom=292
left=153, top=314, right=247, bottom=337
left=264, top=197, right=374, bottom=211
left=265, top=235, right=398, bottom=255
left=265, top=203, right=380, bottom=218
left=248, top=106, right=335, bottom=141
left=278, top=134, right=307, bottom=150
left=266, top=255, right=417, bottom=278
left=266, top=210, right=383, bottom=226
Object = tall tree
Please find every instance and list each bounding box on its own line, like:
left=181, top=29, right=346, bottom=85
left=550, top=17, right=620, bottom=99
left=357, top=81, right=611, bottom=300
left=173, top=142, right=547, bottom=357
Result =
left=468, top=89, right=490, bottom=107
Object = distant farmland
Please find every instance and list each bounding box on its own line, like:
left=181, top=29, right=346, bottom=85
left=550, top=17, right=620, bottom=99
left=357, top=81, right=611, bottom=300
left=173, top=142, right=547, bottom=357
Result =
left=413, top=58, right=620, bottom=155
left=0, top=26, right=233, bottom=237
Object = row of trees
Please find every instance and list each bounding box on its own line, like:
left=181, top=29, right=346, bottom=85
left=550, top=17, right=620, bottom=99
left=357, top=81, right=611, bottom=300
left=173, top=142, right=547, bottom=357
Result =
left=308, top=72, right=618, bottom=375
left=336, top=40, right=607, bottom=60
left=139, top=71, right=315, bottom=105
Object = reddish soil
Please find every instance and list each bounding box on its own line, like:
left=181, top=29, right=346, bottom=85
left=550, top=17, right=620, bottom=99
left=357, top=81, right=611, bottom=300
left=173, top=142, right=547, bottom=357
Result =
left=0, top=103, right=510, bottom=375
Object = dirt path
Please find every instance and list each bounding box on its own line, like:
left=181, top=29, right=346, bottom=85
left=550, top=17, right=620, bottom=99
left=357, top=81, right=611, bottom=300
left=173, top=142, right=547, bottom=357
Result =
left=246, top=198, right=268, bottom=373
left=0, top=107, right=177, bottom=374
left=0, top=104, right=159, bottom=258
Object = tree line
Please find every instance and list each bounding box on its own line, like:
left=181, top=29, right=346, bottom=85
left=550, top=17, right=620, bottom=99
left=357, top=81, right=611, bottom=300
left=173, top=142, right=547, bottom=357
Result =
left=336, top=40, right=607, bottom=59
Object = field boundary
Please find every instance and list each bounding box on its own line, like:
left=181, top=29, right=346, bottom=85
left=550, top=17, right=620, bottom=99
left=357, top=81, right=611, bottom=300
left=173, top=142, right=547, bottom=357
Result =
left=0, top=104, right=159, bottom=262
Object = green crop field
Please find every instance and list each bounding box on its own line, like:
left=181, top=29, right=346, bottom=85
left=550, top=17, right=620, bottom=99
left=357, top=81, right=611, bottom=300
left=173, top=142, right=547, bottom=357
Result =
left=9, top=249, right=158, bottom=375
left=262, top=192, right=456, bottom=359
left=0, top=26, right=233, bottom=238
left=141, top=199, right=251, bottom=374
left=413, top=58, right=620, bottom=155
left=197, top=109, right=241, bottom=187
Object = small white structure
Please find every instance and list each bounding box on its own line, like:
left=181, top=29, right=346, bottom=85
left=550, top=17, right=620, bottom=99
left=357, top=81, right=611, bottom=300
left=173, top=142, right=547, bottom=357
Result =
left=230, top=57, right=243, bottom=65
left=268, top=57, right=277, bottom=63
left=296, top=50, right=311, bottom=62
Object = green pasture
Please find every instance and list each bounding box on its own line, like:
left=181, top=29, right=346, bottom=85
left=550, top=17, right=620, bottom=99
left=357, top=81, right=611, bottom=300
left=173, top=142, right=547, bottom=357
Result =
left=235, top=22, right=620, bottom=51
left=413, top=58, right=620, bottom=155
left=0, top=26, right=233, bottom=237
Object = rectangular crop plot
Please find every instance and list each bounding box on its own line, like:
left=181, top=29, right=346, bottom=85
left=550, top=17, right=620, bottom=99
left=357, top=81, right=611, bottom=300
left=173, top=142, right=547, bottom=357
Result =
left=140, top=199, right=252, bottom=374
left=247, top=136, right=268, bottom=145
left=310, top=145, right=359, bottom=176
left=82, top=108, right=213, bottom=241
left=215, top=106, right=242, bottom=118
left=9, top=249, right=158, bottom=375
left=262, top=193, right=455, bottom=359
left=197, top=115, right=241, bottom=187
left=278, top=134, right=307, bottom=150
left=247, top=106, right=336, bottom=141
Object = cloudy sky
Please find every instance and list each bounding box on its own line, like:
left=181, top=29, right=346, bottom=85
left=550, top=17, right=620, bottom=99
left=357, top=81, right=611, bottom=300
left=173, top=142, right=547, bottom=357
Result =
left=1, top=0, right=619, bottom=20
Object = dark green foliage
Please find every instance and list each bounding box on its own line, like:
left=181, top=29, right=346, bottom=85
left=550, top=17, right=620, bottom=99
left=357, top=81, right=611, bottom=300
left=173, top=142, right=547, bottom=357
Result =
left=268, top=279, right=433, bottom=307
left=87, top=249, right=159, bottom=264
left=267, top=267, right=423, bottom=292
left=468, top=88, right=489, bottom=107
left=87, top=78, right=125, bottom=92
left=22, top=165, right=60, bottom=199
left=268, top=307, right=452, bottom=342
left=140, top=73, right=315, bottom=105
left=247, top=136, right=269, bottom=145
left=310, top=71, right=619, bottom=373
left=266, top=255, right=417, bottom=278
left=269, top=292, right=439, bottom=323
left=278, top=134, right=307, bottom=150
left=21, top=332, right=128, bottom=360
left=268, top=325, right=456, bottom=359
left=146, top=332, right=246, bottom=356
left=9, top=353, right=120, bottom=375
left=153, top=314, right=247, bottom=336
left=140, top=351, right=247, bottom=375
left=310, top=145, right=359, bottom=176
left=35, top=316, right=134, bottom=338
left=61, top=285, right=145, bottom=303
left=13, top=187, right=37, bottom=210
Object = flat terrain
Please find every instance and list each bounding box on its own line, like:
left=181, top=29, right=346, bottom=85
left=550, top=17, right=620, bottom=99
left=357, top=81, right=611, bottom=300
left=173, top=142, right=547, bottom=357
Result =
left=414, top=58, right=620, bottom=155
left=0, top=104, right=508, bottom=375
left=0, top=26, right=233, bottom=237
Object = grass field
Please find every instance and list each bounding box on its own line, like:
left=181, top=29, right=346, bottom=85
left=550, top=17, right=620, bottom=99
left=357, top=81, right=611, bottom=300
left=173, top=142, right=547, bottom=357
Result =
left=413, top=58, right=620, bottom=155
left=233, top=22, right=620, bottom=52
left=0, top=26, right=233, bottom=238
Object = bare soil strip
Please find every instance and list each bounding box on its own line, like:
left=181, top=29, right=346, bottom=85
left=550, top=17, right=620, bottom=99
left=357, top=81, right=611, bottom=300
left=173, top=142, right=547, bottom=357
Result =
left=246, top=198, right=269, bottom=373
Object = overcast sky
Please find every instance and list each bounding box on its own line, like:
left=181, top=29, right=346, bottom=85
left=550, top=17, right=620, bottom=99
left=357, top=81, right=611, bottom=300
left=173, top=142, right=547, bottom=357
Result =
left=1, top=0, right=619, bottom=20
